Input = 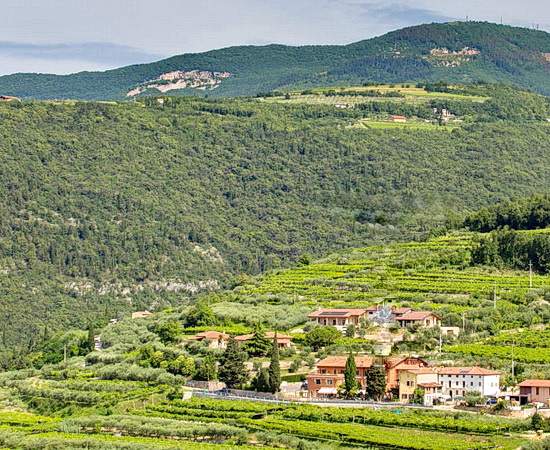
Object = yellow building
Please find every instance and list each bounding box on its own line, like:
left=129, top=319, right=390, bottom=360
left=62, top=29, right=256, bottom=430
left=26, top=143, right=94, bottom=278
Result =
left=399, top=368, right=440, bottom=403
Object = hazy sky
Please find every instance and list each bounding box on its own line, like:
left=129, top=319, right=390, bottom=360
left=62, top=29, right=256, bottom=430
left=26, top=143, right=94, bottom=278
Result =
left=0, top=0, right=548, bottom=75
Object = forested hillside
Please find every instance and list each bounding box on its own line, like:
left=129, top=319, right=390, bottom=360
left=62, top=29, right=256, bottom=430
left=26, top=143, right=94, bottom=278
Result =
left=0, top=83, right=549, bottom=355
left=0, top=21, right=549, bottom=99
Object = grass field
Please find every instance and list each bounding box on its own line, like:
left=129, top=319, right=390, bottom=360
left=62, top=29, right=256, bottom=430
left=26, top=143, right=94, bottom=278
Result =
left=351, top=119, right=459, bottom=131
left=262, top=84, right=489, bottom=106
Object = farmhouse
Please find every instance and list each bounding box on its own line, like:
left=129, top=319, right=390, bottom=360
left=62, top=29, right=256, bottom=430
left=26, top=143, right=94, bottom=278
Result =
left=518, top=379, right=550, bottom=405
left=390, top=115, right=407, bottom=123
left=308, top=308, right=367, bottom=332
left=307, top=355, right=427, bottom=397
left=438, top=367, right=501, bottom=398
left=188, top=331, right=229, bottom=350
left=396, top=311, right=441, bottom=328
left=235, top=332, right=292, bottom=349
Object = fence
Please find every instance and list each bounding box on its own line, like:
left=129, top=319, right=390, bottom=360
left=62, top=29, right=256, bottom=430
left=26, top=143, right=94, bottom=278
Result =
left=192, top=389, right=432, bottom=409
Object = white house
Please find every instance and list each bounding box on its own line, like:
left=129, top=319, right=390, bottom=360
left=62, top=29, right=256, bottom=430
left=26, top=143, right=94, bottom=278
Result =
left=438, top=367, right=500, bottom=398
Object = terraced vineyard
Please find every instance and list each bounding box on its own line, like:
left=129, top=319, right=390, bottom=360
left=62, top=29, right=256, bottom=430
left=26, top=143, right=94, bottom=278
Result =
left=445, top=327, right=550, bottom=364
left=236, top=232, right=549, bottom=314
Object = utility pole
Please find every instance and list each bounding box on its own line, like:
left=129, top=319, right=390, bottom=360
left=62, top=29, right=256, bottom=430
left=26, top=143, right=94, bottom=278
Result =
left=529, top=260, right=533, bottom=288
left=511, top=340, right=515, bottom=378
left=462, top=312, right=466, bottom=334
left=438, top=331, right=443, bottom=354
left=493, top=282, right=497, bottom=309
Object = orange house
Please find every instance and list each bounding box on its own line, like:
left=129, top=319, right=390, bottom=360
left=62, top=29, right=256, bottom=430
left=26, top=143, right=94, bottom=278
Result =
left=188, top=331, right=229, bottom=349
left=308, top=309, right=367, bottom=332
left=307, top=355, right=427, bottom=397
left=519, top=380, right=550, bottom=405
left=396, top=311, right=441, bottom=328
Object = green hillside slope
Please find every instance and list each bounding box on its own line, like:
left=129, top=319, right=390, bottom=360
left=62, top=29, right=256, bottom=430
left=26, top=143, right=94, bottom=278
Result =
left=0, top=83, right=549, bottom=354
left=0, top=22, right=549, bottom=99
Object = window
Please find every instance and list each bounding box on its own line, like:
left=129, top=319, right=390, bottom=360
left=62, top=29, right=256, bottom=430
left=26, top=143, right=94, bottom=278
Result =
left=315, top=379, right=321, bottom=385
left=332, top=319, right=337, bottom=325
left=536, top=388, right=540, bottom=395
left=327, top=379, right=333, bottom=385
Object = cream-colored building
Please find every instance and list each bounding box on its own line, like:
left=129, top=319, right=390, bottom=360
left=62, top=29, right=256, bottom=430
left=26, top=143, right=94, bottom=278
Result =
left=399, top=367, right=440, bottom=403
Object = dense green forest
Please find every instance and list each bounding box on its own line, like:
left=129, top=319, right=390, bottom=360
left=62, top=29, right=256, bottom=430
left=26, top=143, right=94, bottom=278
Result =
left=0, top=21, right=549, bottom=99
left=0, top=83, right=549, bottom=354
left=466, top=195, right=550, bottom=273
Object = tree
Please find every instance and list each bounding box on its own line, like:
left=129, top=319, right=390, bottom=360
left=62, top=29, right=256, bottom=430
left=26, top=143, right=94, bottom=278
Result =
left=268, top=333, right=281, bottom=394
left=153, top=321, right=180, bottom=344
left=365, top=364, right=386, bottom=401
left=305, top=326, right=341, bottom=351
left=184, top=302, right=217, bottom=328
left=411, top=387, right=425, bottom=404
left=218, top=336, right=248, bottom=389
left=531, top=412, right=546, bottom=431
left=168, top=355, right=195, bottom=377
left=194, top=353, right=218, bottom=381
left=86, top=324, right=96, bottom=353
left=345, top=324, right=356, bottom=338
left=464, top=390, right=484, bottom=407
left=341, top=351, right=359, bottom=398
left=247, top=324, right=271, bottom=357
left=251, top=367, right=271, bottom=392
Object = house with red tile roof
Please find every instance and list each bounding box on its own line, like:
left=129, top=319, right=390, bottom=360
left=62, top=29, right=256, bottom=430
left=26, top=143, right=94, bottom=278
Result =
left=399, top=367, right=441, bottom=403
left=518, top=379, right=550, bottom=405
left=396, top=311, right=441, bottom=328
left=188, top=331, right=229, bottom=349
left=306, top=355, right=427, bottom=397
left=308, top=309, right=367, bottom=333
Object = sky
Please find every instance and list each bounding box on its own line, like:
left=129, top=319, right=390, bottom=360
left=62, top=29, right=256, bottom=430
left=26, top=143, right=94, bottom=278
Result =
left=0, top=0, right=548, bottom=75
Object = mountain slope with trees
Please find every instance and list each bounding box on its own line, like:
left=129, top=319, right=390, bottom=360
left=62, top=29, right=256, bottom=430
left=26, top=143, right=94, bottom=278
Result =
left=0, top=21, right=549, bottom=99
left=0, top=83, right=549, bottom=355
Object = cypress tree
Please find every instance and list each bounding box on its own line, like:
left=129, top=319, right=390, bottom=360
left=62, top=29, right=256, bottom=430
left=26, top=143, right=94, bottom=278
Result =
left=342, top=350, right=359, bottom=398
left=268, top=332, right=281, bottom=393
left=252, top=367, right=271, bottom=392
left=218, top=336, right=248, bottom=389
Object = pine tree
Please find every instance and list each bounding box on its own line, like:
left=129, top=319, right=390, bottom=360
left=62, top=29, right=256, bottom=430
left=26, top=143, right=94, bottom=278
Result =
left=218, top=336, right=248, bottom=389
left=341, top=351, right=359, bottom=398
left=248, top=323, right=271, bottom=357
left=268, top=332, right=281, bottom=393
left=365, top=364, right=386, bottom=401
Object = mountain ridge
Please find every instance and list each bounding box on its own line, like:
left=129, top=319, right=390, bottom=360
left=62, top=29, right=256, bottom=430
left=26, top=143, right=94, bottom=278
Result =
left=1, top=21, right=549, bottom=99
